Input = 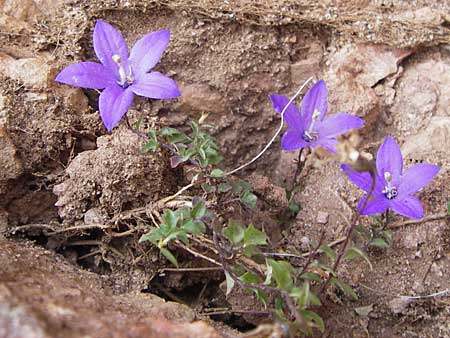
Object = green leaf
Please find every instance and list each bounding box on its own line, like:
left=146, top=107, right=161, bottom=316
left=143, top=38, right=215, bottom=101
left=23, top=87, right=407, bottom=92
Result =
left=210, top=169, right=224, bottom=178
left=135, top=116, right=143, bottom=130
left=331, top=277, right=358, bottom=300
left=266, top=259, right=293, bottom=291
left=242, top=244, right=258, bottom=257
left=344, top=247, right=373, bottom=270
left=198, top=147, right=206, bottom=160
left=160, top=248, right=179, bottom=267
left=320, top=244, right=336, bottom=262
left=181, top=220, right=201, bottom=235
left=447, top=201, right=450, bottom=215
left=182, top=147, right=197, bottom=161
left=161, top=229, right=188, bottom=246
left=354, top=225, right=369, bottom=235
left=299, top=272, right=321, bottom=282
left=139, top=229, right=162, bottom=244
left=231, top=180, right=251, bottom=195
left=254, top=289, right=268, bottom=308
left=369, top=238, right=390, bottom=249
left=224, top=271, right=235, bottom=296
left=288, top=201, right=300, bottom=213
left=239, top=271, right=259, bottom=284
left=274, top=297, right=284, bottom=310
left=198, top=157, right=207, bottom=168
left=163, top=209, right=179, bottom=229
left=223, top=219, right=245, bottom=246
left=218, top=183, right=231, bottom=193
left=160, top=127, right=180, bottom=136
left=298, top=282, right=310, bottom=308
left=141, top=130, right=158, bottom=153
left=381, top=230, right=393, bottom=244
left=201, top=183, right=215, bottom=193
left=207, top=154, right=223, bottom=165
left=308, top=290, right=321, bottom=306
left=191, top=200, right=206, bottom=220
left=190, top=121, right=199, bottom=136
left=243, top=224, right=267, bottom=246
left=240, top=190, right=257, bottom=209
left=300, top=310, right=325, bottom=333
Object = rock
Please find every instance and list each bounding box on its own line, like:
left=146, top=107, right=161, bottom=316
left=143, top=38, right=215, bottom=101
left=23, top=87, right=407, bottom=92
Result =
left=401, top=117, right=450, bottom=160
left=0, top=124, right=23, bottom=181
left=316, top=211, right=329, bottom=224
left=0, top=53, right=56, bottom=89
left=388, top=297, right=412, bottom=314
left=83, top=208, right=105, bottom=225
left=0, top=237, right=221, bottom=338
left=325, top=44, right=411, bottom=122
left=178, top=83, right=225, bottom=114
left=354, top=304, right=374, bottom=317
left=1, top=0, right=66, bottom=23
left=57, top=87, right=89, bottom=114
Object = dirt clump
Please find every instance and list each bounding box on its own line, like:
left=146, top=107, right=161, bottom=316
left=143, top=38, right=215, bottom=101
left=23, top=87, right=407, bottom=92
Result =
left=53, top=127, right=176, bottom=223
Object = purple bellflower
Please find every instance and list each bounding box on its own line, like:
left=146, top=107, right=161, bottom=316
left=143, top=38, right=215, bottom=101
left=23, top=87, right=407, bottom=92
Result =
left=342, top=136, right=440, bottom=219
left=55, top=20, right=180, bottom=131
left=269, top=80, right=364, bottom=154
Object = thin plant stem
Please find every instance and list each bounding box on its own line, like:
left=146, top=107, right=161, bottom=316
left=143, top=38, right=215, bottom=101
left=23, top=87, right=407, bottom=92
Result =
left=319, top=169, right=376, bottom=295
left=291, top=147, right=306, bottom=192
left=224, top=77, right=314, bottom=177
left=298, top=229, right=326, bottom=277
left=382, top=209, right=390, bottom=231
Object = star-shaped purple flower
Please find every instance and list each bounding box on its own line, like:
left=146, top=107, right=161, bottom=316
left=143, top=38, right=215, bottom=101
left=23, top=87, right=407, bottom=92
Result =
left=342, top=136, right=440, bottom=219
left=269, top=80, right=364, bottom=154
left=55, top=20, right=181, bottom=131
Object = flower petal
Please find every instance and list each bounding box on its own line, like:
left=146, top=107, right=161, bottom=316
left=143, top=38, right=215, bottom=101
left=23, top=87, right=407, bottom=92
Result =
left=300, top=80, right=328, bottom=127
left=269, top=94, right=303, bottom=131
left=357, top=195, right=389, bottom=215
left=398, top=164, right=440, bottom=196
left=131, top=72, right=180, bottom=99
left=99, top=85, right=134, bottom=131
left=281, top=129, right=307, bottom=151
left=376, top=136, right=403, bottom=181
left=315, top=113, right=364, bottom=138
left=55, top=62, right=115, bottom=89
left=129, top=30, right=171, bottom=75
left=390, top=195, right=424, bottom=219
left=341, top=164, right=374, bottom=192
left=93, top=20, right=129, bottom=73
left=312, top=137, right=338, bottom=154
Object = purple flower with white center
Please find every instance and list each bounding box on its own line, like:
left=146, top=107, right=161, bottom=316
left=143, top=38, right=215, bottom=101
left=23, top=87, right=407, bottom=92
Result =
left=269, top=80, right=364, bottom=154
left=342, top=136, right=440, bottom=219
left=55, top=20, right=181, bottom=131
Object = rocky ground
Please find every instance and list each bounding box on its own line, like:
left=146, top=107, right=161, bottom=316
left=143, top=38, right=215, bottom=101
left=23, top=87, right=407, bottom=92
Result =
left=0, top=1, right=449, bottom=337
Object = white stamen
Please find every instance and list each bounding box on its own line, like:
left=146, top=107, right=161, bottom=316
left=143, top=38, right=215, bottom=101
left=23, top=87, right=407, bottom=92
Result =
left=112, top=54, right=128, bottom=86
left=384, top=171, right=392, bottom=182
left=112, top=54, right=121, bottom=65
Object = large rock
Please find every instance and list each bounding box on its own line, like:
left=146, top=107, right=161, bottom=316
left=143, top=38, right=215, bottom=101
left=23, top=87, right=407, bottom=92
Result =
left=0, top=237, right=221, bottom=338
left=53, top=128, right=175, bottom=222
left=325, top=44, right=411, bottom=124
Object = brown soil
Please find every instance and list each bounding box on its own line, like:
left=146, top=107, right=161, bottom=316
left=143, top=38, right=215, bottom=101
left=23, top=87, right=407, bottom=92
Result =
left=1, top=1, right=449, bottom=337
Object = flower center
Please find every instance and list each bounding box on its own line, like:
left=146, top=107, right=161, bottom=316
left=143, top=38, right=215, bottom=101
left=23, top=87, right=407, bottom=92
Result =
left=302, top=109, right=321, bottom=142
left=382, top=171, right=398, bottom=200
left=112, top=54, right=134, bottom=88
